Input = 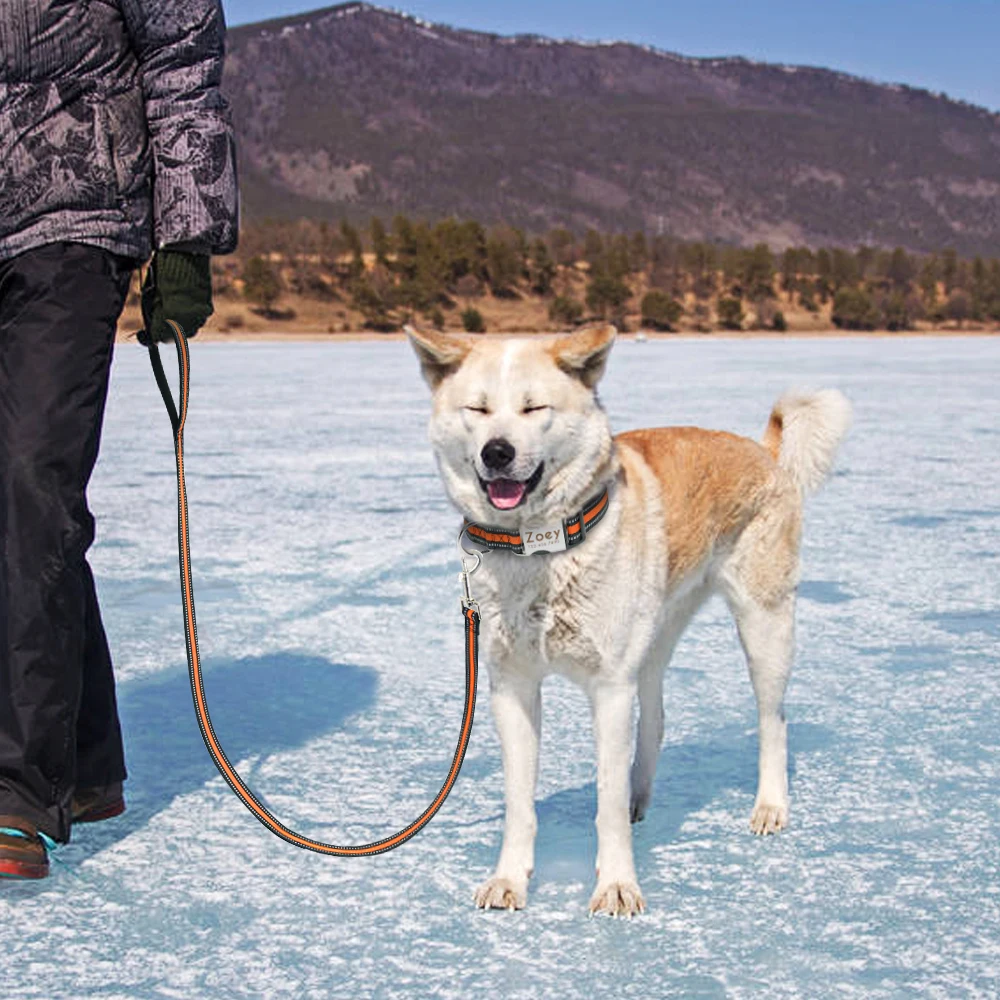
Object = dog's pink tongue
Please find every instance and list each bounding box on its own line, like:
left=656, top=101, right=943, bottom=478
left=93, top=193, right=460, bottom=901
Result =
left=488, top=480, right=526, bottom=510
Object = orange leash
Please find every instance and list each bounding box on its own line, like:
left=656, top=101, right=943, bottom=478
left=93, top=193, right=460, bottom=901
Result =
left=145, top=320, right=480, bottom=855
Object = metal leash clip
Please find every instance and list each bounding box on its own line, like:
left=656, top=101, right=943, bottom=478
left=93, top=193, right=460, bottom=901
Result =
left=459, top=525, right=485, bottom=613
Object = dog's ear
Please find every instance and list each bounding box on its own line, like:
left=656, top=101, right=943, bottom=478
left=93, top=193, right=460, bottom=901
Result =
left=405, top=326, right=475, bottom=390
left=548, top=323, right=617, bottom=389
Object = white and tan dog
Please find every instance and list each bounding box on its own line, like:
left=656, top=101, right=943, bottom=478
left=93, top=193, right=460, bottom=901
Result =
left=407, top=323, right=851, bottom=917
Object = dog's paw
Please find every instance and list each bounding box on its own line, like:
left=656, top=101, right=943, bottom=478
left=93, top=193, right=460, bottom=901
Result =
left=588, top=879, right=646, bottom=918
left=474, top=876, right=527, bottom=911
left=749, top=800, right=788, bottom=835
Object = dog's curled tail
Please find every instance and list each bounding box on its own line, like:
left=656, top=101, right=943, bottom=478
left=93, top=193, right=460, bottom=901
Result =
left=762, top=389, right=853, bottom=495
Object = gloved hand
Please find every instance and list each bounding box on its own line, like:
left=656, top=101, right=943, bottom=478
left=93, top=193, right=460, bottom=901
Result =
left=138, top=249, right=214, bottom=344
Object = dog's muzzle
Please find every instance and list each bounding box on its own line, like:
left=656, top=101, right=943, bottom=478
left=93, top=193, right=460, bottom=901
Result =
left=477, top=462, right=545, bottom=511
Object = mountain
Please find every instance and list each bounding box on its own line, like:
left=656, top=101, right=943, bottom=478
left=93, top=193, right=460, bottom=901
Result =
left=224, top=2, right=1000, bottom=254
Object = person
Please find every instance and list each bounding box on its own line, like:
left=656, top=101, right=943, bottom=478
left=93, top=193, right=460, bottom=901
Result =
left=0, top=0, right=239, bottom=879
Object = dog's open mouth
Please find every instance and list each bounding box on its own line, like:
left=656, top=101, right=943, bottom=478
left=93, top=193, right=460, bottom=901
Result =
left=479, top=463, right=544, bottom=511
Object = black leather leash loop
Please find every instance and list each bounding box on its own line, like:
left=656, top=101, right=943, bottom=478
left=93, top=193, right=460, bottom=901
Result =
left=145, top=330, right=182, bottom=434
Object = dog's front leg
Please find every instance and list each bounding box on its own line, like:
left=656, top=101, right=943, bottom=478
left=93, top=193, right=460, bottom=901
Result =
left=474, top=672, right=541, bottom=911
left=589, top=679, right=645, bottom=916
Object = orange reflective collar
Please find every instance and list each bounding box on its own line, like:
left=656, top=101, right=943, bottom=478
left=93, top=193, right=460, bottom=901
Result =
left=463, top=489, right=610, bottom=555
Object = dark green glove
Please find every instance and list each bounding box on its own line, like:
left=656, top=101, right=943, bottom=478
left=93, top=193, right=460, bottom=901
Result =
left=139, top=250, right=213, bottom=344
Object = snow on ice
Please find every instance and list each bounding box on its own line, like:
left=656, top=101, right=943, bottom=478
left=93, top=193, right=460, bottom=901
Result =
left=2, top=337, right=998, bottom=999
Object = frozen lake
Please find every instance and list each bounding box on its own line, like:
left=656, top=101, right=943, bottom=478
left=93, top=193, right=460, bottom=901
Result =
left=3, top=337, right=998, bottom=998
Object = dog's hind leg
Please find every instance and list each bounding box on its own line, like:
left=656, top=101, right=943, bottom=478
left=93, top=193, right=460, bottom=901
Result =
left=474, top=672, right=542, bottom=911
left=630, top=601, right=703, bottom=824
left=721, top=494, right=800, bottom=834
left=728, top=589, right=796, bottom=835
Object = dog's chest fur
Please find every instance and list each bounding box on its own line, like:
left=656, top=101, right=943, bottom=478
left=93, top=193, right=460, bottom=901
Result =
left=472, top=491, right=660, bottom=684
left=478, top=546, right=608, bottom=679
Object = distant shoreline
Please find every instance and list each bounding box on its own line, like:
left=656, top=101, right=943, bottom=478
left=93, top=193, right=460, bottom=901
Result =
left=117, top=328, right=1000, bottom=344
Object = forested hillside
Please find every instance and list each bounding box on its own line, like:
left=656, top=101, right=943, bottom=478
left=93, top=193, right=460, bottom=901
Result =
left=224, top=3, right=1000, bottom=256
left=125, top=216, right=1000, bottom=336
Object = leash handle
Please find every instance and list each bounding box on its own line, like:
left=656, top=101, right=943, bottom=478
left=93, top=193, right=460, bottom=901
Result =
left=147, top=321, right=479, bottom=855
left=146, top=324, right=183, bottom=435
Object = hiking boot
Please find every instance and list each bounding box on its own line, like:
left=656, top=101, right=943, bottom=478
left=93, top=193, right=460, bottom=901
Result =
left=72, top=782, right=125, bottom=824
left=0, top=817, right=53, bottom=880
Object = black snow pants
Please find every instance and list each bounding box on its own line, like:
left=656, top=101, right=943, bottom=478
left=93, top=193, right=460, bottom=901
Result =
left=0, top=242, right=132, bottom=843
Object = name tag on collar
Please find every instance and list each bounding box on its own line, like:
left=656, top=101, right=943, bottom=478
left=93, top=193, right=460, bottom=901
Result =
left=521, top=523, right=567, bottom=555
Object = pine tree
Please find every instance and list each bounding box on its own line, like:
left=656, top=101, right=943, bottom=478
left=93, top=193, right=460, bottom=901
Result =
left=815, top=248, right=833, bottom=301
left=391, top=215, right=419, bottom=282
left=528, top=239, right=556, bottom=296
left=435, top=218, right=487, bottom=287
left=549, top=296, right=584, bottom=327
left=352, top=264, right=396, bottom=332
left=781, top=248, right=799, bottom=295
left=641, top=290, right=683, bottom=331
left=830, top=248, right=859, bottom=291
left=988, top=261, right=1000, bottom=322
left=370, top=217, right=390, bottom=268
left=606, top=234, right=632, bottom=281
left=586, top=270, right=630, bottom=318
left=919, top=257, right=940, bottom=314
left=856, top=245, right=877, bottom=282
left=944, top=289, right=971, bottom=328
left=461, top=307, right=485, bottom=333
left=583, top=229, right=605, bottom=268
left=941, top=248, right=959, bottom=292
left=681, top=242, right=717, bottom=300
left=741, top=244, right=775, bottom=300
left=832, top=288, right=880, bottom=330
left=548, top=228, right=577, bottom=267
left=971, top=257, right=990, bottom=320
left=242, top=256, right=282, bottom=315
left=629, top=231, right=649, bottom=273
left=717, top=297, right=744, bottom=330
left=486, top=229, right=524, bottom=297
left=881, top=291, right=913, bottom=331
left=886, top=247, right=915, bottom=291
left=398, top=221, right=447, bottom=311
left=339, top=219, right=364, bottom=282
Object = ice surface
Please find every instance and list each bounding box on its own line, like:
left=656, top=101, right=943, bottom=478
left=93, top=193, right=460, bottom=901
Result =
left=3, top=337, right=998, bottom=998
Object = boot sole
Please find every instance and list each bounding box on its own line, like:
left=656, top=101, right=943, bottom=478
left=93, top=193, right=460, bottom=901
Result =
left=0, top=858, right=49, bottom=879
left=73, top=799, right=126, bottom=824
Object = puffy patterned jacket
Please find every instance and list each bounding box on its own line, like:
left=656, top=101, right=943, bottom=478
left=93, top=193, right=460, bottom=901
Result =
left=0, top=0, right=238, bottom=261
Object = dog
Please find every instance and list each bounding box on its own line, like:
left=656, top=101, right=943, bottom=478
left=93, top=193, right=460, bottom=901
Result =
left=407, top=323, right=851, bottom=916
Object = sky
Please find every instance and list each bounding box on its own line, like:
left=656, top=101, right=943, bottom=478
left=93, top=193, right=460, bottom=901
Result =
left=222, top=0, right=1000, bottom=112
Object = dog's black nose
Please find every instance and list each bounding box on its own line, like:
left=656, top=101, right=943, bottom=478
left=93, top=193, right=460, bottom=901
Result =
left=481, top=438, right=516, bottom=471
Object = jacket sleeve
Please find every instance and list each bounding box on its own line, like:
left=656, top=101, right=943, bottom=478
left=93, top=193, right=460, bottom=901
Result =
left=121, top=0, right=239, bottom=254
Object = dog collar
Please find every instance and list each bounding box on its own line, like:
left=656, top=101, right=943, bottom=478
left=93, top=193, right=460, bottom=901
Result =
left=463, top=489, right=610, bottom=556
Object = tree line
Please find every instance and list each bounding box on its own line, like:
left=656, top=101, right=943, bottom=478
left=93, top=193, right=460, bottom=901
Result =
left=221, top=215, right=1000, bottom=333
